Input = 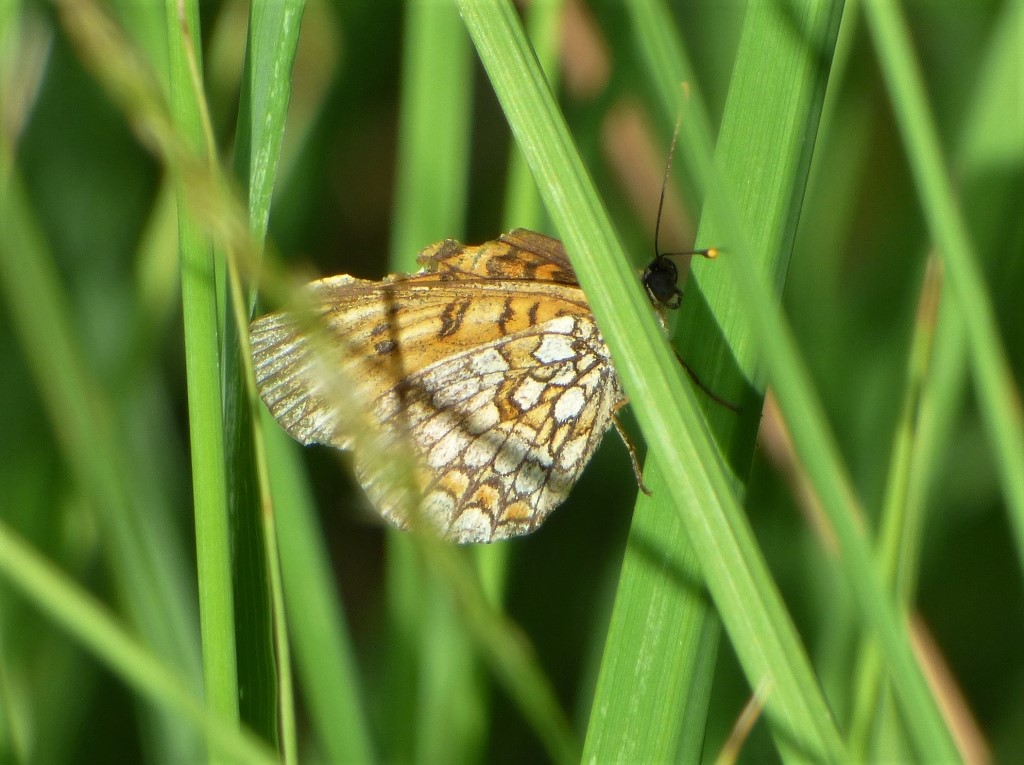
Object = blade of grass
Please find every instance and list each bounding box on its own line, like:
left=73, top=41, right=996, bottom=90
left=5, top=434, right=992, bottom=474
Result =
left=457, top=0, right=847, bottom=760
left=587, top=0, right=840, bottom=757
left=0, top=520, right=276, bottom=765
left=65, top=5, right=373, bottom=752
left=584, top=467, right=720, bottom=762
left=161, top=0, right=240, bottom=745
left=583, top=3, right=726, bottom=760
left=676, top=5, right=962, bottom=760
left=0, top=46, right=203, bottom=761
left=864, top=0, right=1024, bottom=578
left=221, top=1, right=308, bottom=754
left=847, top=255, right=942, bottom=757
left=233, top=2, right=306, bottom=762
left=265, top=409, right=376, bottom=764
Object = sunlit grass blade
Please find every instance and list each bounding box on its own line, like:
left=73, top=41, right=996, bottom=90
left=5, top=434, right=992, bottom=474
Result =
left=159, top=1, right=240, bottom=748
left=657, top=2, right=961, bottom=758
left=587, top=0, right=845, bottom=756
left=583, top=2, right=725, bottom=759
left=457, top=0, right=847, bottom=760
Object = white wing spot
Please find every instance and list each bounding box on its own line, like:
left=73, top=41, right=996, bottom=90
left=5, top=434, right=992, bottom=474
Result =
left=494, top=438, right=527, bottom=475
left=463, top=431, right=503, bottom=468
left=465, top=402, right=500, bottom=434
left=513, top=377, right=547, bottom=411
left=514, top=460, right=546, bottom=495
left=450, top=508, right=493, bottom=543
left=427, top=426, right=471, bottom=468
left=544, top=315, right=577, bottom=334
left=533, top=335, right=576, bottom=363
left=553, top=387, right=586, bottom=422
left=560, top=434, right=589, bottom=467
left=470, top=347, right=510, bottom=376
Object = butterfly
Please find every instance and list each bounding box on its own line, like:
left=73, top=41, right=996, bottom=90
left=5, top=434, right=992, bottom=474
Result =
left=250, top=229, right=707, bottom=543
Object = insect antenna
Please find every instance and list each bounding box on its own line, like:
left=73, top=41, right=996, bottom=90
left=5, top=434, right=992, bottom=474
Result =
left=643, top=119, right=718, bottom=310
left=643, top=116, right=737, bottom=413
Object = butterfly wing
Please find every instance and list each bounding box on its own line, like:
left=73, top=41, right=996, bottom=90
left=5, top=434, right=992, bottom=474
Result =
left=359, top=312, right=623, bottom=542
left=249, top=232, right=624, bottom=542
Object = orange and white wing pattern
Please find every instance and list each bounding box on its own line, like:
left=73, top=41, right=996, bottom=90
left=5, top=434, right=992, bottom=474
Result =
left=249, top=230, right=625, bottom=543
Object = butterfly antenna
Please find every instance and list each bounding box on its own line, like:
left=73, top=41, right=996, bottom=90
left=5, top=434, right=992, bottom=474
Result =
left=654, top=116, right=682, bottom=264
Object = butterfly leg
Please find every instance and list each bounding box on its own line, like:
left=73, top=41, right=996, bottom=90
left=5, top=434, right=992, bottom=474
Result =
left=674, top=351, right=740, bottom=413
left=611, top=400, right=653, bottom=496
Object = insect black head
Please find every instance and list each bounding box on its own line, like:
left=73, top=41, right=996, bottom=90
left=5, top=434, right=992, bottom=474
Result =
left=643, top=255, right=682, bottom=309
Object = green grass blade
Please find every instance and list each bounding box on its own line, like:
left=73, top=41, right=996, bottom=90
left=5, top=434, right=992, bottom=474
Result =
left=864, top=0, right=1024, bottom=578
left=583, top=3, right=724, bottom=760
left=683, top=21, right=962, bottom=765
left=223, top=1, right=308, bottom=754
left=161, top=0, right=240, bottom=743
left=501, top=0, right=561, bottom=234
left=457, top=1, right=846, bottom=760
left=0, top=138, right=203, bottom=765
left=265, top=410, right=376, bottom=764
left=391, top=0, right=473, bottom=261
left=848, top=257, right=942, bottom=757
left=588, top=1, right=847, bottom=759
left=0, top=521, right=276, bottom=765
left=236, top=3, right=306, bottom=762
left=584, top=469, right=719, bottom=762
left=241, top=1, right=305, bottom=245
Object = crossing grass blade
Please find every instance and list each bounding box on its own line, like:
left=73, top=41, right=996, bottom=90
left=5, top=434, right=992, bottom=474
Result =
left=585, top=0, right=840, bottom=757
left=457, top=0, right=848, bottom=760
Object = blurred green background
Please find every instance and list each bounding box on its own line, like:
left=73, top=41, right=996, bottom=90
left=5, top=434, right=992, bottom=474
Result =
left=1, top=0, right=1021, bottom=763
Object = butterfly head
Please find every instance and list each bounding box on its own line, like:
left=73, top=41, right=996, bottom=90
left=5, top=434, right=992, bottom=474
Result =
left=642, top=247, right=718, bottom=310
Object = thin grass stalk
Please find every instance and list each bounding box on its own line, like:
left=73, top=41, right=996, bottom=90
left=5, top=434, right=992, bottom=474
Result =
left=234, top=2, right=306, bottom=761
left=162, top=0, right=239, bottom=741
